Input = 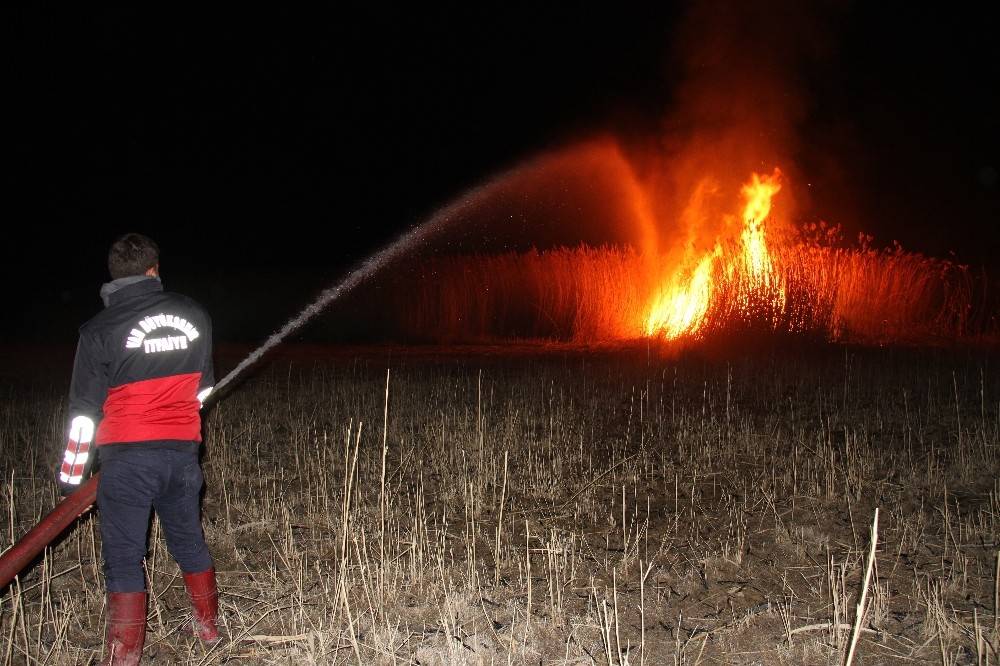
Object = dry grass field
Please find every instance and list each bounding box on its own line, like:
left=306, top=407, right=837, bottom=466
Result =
left=1, top=342, right=998, bottom=664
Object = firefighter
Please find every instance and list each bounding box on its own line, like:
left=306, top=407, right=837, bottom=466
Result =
left=57, top=233, right=218, bottom=665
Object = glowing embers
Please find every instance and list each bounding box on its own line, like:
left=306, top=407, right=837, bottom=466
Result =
left=646, top=169, right=788, bottom=340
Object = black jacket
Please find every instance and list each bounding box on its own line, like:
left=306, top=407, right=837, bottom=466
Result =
left=59, top=277, right=213, bottom=486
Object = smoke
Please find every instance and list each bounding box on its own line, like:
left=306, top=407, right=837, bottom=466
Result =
left=625, top=0, right=839, bottom=252
left=216, top=3, right=866, bottom=362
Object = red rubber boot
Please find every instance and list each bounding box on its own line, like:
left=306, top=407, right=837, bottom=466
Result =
left=183, top=569, right=220, bottom=642
left=101, top=592, right=146, bottom=666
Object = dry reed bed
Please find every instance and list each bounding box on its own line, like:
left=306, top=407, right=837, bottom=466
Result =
left=1, top=345, right=998, bottom=664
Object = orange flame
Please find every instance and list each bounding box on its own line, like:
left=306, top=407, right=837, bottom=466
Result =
left=645, top=245, right=720, bottom=339
left=739, top=169, right=781, bottom=288
left=376, top=150, right=985, bottom=347
left=646, top=168, right=786, bottom=339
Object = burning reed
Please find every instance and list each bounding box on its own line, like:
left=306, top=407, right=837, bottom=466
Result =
left=381, top=234, right=978, bottom=346
left=371, top=169, right=986, bottom=347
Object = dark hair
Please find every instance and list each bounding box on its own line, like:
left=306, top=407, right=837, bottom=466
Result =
left=108, top=233, right=160, bottom=279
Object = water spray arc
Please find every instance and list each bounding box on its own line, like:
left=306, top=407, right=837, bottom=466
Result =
left=214, top=161, right=537, bottom=392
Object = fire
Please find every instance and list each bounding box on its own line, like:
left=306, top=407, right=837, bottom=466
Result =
left=368, top=146, right=985, bottom=347
left=644, top=245, right=720, bottom=339
left=646, top=169, right=787, bottom=339
left=739, top=170, right=781, bottom=289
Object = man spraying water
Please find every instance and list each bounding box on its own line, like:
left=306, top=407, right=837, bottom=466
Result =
left=0, top=149, right=535, bottom=662
left=57, top=233, right=218, bottom=665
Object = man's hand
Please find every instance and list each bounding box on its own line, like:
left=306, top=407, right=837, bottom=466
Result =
left=56, top=468, right=84, bottom=497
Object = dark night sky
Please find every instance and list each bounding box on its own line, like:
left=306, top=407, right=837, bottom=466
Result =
left=7, top=3, right=998, bottom=344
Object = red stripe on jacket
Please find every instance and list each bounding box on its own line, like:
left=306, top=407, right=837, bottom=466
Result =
left=96, top=372, right=203, bottom=444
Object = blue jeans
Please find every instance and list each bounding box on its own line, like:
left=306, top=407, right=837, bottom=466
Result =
left=96, top=444, right=213, bottom=593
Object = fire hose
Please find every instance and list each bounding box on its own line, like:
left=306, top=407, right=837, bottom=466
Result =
left=0, top=475, right=100, bottom=589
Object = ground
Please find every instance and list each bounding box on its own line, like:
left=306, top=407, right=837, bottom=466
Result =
left=1, top=342, right=998, bottom=664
